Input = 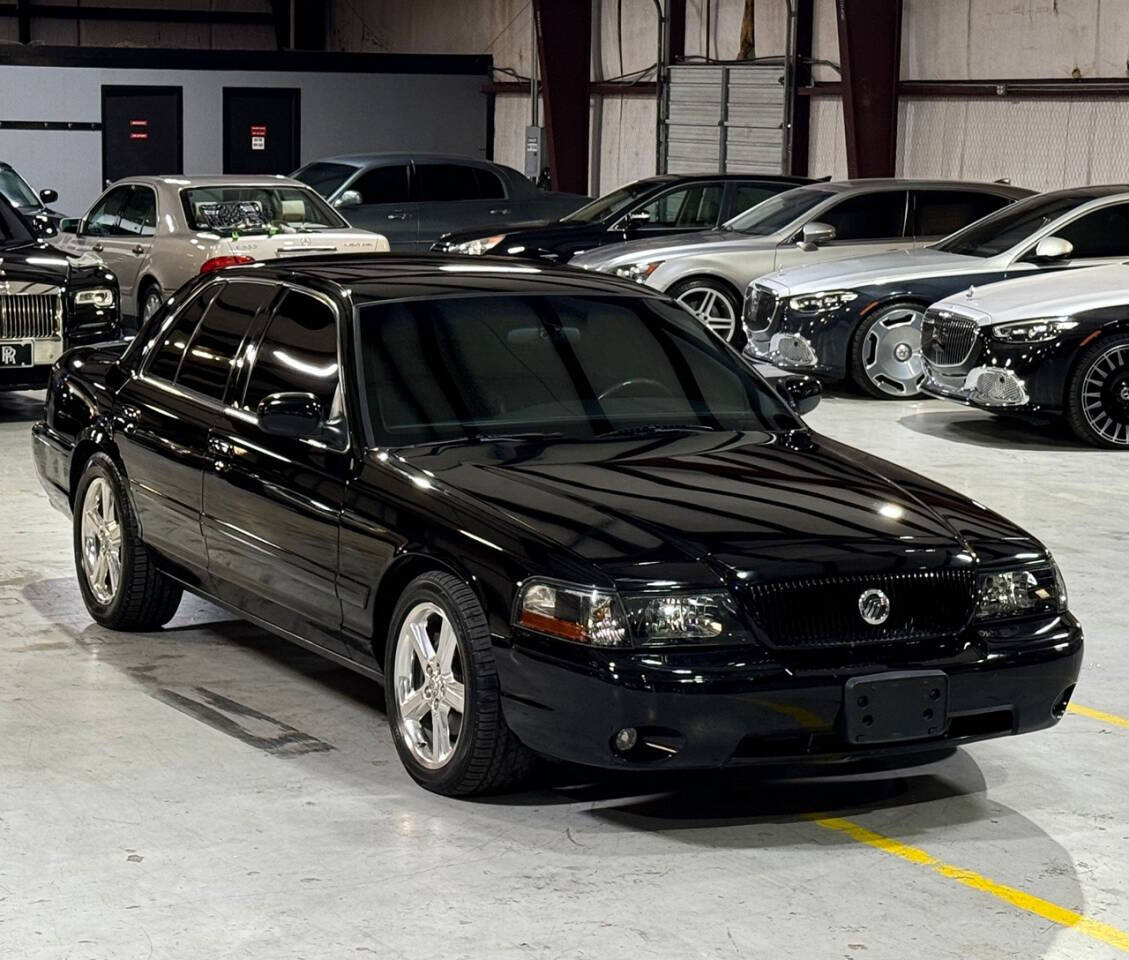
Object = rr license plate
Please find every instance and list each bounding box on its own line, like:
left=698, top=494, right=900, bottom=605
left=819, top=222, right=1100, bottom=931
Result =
left=0, top=342, right=33, bottom=367
left=843, top=671, right=948, bottom=745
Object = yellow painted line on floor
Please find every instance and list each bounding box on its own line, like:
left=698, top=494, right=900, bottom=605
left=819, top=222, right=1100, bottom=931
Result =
left=1068, top=703, right=1129, bottom=729
left=812, top=816, right=1129, bottom=954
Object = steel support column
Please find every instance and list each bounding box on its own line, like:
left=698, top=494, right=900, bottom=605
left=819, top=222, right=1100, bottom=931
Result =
left=836, top=0, right=901, bottom=177
left=532, top=0, right=591, bottom=194
left=788, top=0, right=813, bottom=175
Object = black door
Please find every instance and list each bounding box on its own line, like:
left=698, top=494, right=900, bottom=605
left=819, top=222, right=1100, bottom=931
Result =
left=223, top=88, right=301, bottom=175
left=101, top=86, right=183, bottom=184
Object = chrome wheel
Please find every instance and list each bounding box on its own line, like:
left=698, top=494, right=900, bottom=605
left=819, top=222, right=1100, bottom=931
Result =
left=1081, top=342, right=1129, bottom=446
left=675, top=285, right=737, bottom=340
left=80, top=477, right=122, bottom=605
left=392, top=602, right=466, bottom=770
left=141, top=287, right=163, bottom=323
left=861, top=307, right=925, bottom=397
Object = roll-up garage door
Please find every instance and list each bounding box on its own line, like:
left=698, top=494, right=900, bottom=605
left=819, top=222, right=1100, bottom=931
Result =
left=661, top=63, right=786, bottom=175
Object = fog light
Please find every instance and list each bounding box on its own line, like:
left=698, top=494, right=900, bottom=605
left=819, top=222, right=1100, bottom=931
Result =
left=614, top=727, right=638, bottom=752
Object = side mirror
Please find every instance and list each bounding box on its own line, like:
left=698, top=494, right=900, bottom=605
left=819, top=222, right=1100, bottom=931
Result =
left=59, top=218, right=80, bottom=234
left=334, top=189, right=362, bottom=210
left=39, top=188, right=58, bottom=205
left=779, top=374, right=822, bottom=416
left=1033, top=236, right=1073, bottom=261
left=797, top=221, right=836, bottom=251
left=257, top=392, right=325, bottom=439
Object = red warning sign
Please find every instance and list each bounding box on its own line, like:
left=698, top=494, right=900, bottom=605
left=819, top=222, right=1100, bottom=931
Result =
left=129, top=118, right=149, bottom=141
left=250, top=124, right=267, bottom=151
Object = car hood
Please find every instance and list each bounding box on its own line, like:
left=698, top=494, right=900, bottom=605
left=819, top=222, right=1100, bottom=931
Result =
left=0, top=239, right=110, bottom=283
left=929, top=261, right=1129, bottom=326
left=440, top=220, right=586, bottom=245
left=392, top=430, right=1036, bottom=585
left=570, top=229, right=770, bottom=271
left=760, top=248, right=986, bottom=295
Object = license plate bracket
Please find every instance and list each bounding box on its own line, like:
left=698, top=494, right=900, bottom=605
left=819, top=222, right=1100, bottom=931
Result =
left=843, top=671, right=948, bottom=745
left=0, top=342, right=33, bottom=367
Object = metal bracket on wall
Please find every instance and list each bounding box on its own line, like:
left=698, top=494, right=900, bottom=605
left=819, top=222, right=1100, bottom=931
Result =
left=0, top=120, right=101, bottom=130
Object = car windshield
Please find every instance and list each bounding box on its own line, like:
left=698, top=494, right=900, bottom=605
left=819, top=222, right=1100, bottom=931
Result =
left=561, top=180, right=668, bottom=223
left=180, top=185, right=347, bottom=234
left=291, top=161, right=358, bottom=198
left=932, top=192, right=1101, bottom=258
left=0, top=164, right=40, bottom=208
left=723, top=186, right=833, bottom=235
left=357, top=293, right=800, bottom=445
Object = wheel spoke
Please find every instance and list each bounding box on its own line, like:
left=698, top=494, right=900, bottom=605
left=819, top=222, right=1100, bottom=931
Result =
left=106, top=554, right=121, bottom=593
left=431, top=705, right=451, bottom=763
left=436, top=619, right=457, bottom=672
left=442, top=679, right=465, bottom=714
left=100, top=480, right=113, bottom=521
left=400, top=686, right=429, bottom=722
left=408, top=620, right=435, bottom=667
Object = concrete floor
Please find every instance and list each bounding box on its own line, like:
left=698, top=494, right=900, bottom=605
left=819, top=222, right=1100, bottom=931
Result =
left=1, top=387, right=1126, bottom=960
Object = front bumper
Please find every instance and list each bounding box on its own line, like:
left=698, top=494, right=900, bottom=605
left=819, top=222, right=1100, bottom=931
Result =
left=498, top=615, right=1082, bottom=770
left=743, top=302, right=857, bottom=379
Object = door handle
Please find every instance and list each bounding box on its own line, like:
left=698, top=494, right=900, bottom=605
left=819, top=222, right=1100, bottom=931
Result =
left=386, top=211, right=409, bottom=221
left=132, top=245, right=145, bottom=255
left=209, top=438, right=232, bottom=456
left=91, top=242, right=104, bottom=252
left=490, top=208, right=510, bottom=216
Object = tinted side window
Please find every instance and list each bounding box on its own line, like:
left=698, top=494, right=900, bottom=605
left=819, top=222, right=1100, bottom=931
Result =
left=637, top=184, right=723, bottom=227
left=1050, top=203, right=1129, bottom=258
left=913, top=190, right=1010, bottom=237
left=733, top=183, right=782, bottom=216
left=146, top=284, right=221, bottom=382
left=820, top=191, right=908, bottom=241
left=118, top=186, right=157, bottom=237
left=473, top=167, right=506, bottom=200
left=176, top=281, right=275, bottom=400
left=243, top=290, right=339, bottom=415
left=414, top=164, right=481, bottom=202
left=352, top=165, right=410, bottom=204
left=84, top=186, right=131, bottom=237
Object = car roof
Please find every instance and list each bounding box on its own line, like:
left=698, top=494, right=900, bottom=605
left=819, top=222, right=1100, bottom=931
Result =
left=799, top=178, right=1033, bottom=198
left=118, top=174, right=309, bottom=189
left=219, top=254, right=666, bottom=302
left=310, top=153, right=510, bottom=168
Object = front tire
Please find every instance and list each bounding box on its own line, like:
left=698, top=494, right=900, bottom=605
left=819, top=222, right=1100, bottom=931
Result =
left=73, top=454, right=183, bottom=630
left=385, top=571, right=533, bottom=796
left=1065, top=333, right=1129, bottom=448
left=140, top=282, right=164, bottom=325
left=669, top=278, right=742, bottom=344
left=849, top=302, right=927, bottom=399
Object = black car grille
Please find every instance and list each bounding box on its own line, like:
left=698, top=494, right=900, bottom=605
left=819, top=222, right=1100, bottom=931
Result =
left=921, top=310, right=979, bottom=367
left=743, top=569, right=976, bottom=649
left=0, top=293, right=61, bottom=340
left=744, top=285, right=779, bottom=333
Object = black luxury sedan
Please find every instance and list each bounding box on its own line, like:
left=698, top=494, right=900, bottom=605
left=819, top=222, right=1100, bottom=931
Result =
left=0, top=196, right=121, bottom=392
left=32, top=256, right=1081, bottom=796
left=431, top=173, right=816, bottom=263
left=744, top=186, right=1128, bottom=398
left=0, top=160, right=62, bottom=236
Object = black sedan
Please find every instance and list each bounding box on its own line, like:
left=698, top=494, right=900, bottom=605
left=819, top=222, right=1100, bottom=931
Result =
left=33, top=256, right=1081, bottom=795
left=0, top=196, right=121, bottom=392
left=432, top=173, right=814, bottom=263
left=0, top=160, right=62, bottom=236
left=743, top=186, right=1129, bottom=398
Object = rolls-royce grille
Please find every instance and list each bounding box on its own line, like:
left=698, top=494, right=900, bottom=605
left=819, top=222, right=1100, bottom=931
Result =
left=744, top=569, right=976, bottom=649
left=744, top=285, right=779, bottom=333
left=921, top=311, right=979, bottom=367
left=0, top=293, right=62, bottom=341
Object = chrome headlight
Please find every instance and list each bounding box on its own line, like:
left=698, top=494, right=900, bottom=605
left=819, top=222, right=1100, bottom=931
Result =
left=74, top=287, right=115, bottom=308
left=990, top=317, right=1078, bottom=343
left=788, top=290, right=858, bottom=314
left=975, top=561, right=1067, bottom=621
left=611, top=261, right=663, bottom=284
left=448, top=234, right=506, bottom=255
left=515, top=580, right=751, bottom=647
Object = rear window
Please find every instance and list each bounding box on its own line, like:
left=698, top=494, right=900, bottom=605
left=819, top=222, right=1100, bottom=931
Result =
left=180, top=185, right=346, bottom=233
left=934, top=192, right=1100, bottom=258
left=912, top=190, right=1011, bottom=238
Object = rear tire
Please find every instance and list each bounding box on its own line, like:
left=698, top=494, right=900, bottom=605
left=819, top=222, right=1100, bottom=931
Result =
left=669, top=278, right=742, bottom=344
left=1065, top=333, right=1129, bottom=448
left=385, top=571, right=534, bottom=796
left=139, top=282, right=164, bottom=325
left=849, top=302, right=927, bottom=399
left=73, top=453, right=183, bottom=630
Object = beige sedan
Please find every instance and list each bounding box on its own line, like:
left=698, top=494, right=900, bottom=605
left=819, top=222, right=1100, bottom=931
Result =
left=56, top=175, right=389, bottom=323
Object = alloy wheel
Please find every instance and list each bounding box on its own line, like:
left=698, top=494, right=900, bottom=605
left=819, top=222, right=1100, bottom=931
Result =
left=142, top=288, right=163, bottom=323
left=1081, top=343, right=1129, bottom=446
left=393, top=601, right=467, bottom=769
left=862, top=307, right=926, bottom=397
left=80, top=477, right=122, bottom=605
left=675, top=286, right=737, bottom=341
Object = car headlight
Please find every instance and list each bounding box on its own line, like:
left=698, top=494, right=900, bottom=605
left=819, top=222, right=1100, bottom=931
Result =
left=449, top=234, right=506, bottom=255
left=975, top=561, right=1067, bottom=621
left=515, top=580, right=752, bottom=647
left=611, top=261, right=663, bottom=284
left=788, top=290, right=858, bottom=314
left=990, top=317, right=1078, bottom=343
left=74, top=287, right=115, bottom=308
